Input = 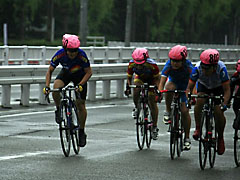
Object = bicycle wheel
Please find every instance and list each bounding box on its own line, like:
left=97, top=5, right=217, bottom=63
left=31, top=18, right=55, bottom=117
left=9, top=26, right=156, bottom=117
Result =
left=136, top=105, right=145, bottom=150
left=234, top=128, right=240, bottom=167
left=59, top=102, right=71, bottom=157
left=209, top=116, right=217, bottom=168
left=170, top=106, right=177, bottom=159
left=177, top=114, right=183, bottom=157
left=145, top=106, right=153, bottom=148
left=199, top=111, right=208, bottom=170
left=71, top=102, right=80, bottom=155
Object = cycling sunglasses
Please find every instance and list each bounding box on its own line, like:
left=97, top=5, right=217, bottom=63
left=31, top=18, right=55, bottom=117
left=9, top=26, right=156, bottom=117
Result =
left=200, top=63, right=216, bottom=70
left=66, top=48, right=78, bottom=52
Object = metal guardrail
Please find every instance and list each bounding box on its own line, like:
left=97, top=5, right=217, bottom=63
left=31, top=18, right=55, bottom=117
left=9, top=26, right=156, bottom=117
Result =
left=0, top=62, right=236, bottom=108
left=0, top=45, right=240, bottom=65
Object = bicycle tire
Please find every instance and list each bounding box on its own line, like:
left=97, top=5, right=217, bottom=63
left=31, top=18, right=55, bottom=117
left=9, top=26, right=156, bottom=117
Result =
left=199, top=111, right=208, bottom=170
left=145, top=106, right=152, bottom=148
left=234, top=128, right=240, bottom=167
left=59, top=102, right=71, bottom=157
left=71, top=102, right=80, bottom=155
left=209, top=115, right=217, bottom=168
left=170, top=106, right=177, bottom=159
left=177, top=112, right=183, bottom=157
left=136, top=106, right=145, bottom=150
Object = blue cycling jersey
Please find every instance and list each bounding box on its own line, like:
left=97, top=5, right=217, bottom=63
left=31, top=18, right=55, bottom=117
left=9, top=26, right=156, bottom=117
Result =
left=190, top=61, right=229, bottom=89
left=161, top=59, right=193, bottom=85
left=50, top=48, right=90, bottom=78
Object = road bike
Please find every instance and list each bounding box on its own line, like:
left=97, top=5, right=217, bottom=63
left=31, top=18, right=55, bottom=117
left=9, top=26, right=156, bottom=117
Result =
left=160, top=90, right=185, bottom=159
left=46, top=85, right=80, bottom=157
left=189, top=93, right=223, bottom=170
left=129, top=84, right=156, bottom=150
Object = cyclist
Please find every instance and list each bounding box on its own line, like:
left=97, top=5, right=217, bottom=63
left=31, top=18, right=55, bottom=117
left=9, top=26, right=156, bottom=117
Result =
left=229, top=59, right=240, bottom=129
left=187, top=49, right=230, bottom=155
left=125, top=48, right=160, bottom=140
left=158, top=45, right=193, bottom=151
left=43, top=34, right=92, bottom=147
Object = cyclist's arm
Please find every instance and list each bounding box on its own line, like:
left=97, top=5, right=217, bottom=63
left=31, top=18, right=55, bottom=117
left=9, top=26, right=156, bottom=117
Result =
left=45, top=65, right=55, bottom=87
left=158, top=75, right=167, bottom=91
left=222, top=80, right=231, bottom=106
left=79, top=67, right=92, bottom=85
left=186, top=79, right=196, bottom=94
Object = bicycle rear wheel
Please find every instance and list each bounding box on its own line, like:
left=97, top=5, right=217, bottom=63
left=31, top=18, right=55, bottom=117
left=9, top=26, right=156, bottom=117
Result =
left=170, top=107, right=177, bottom=159
left=136, top=106, right=145, bottom=150
left=145, top=107, right=153, bottom=148
left=199, top=111, right=208, bottom=170
left=209, top=116, right=217, bottom=168
left=59, top=102, right=71, bottom=157
left=234, top=128, right=240, bottom=167
left=71, top=102, right=80, bottom=155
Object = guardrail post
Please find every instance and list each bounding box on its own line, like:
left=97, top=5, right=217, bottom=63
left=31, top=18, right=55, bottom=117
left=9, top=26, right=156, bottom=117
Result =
left=39, top=84, right=48, bottom=104
left=3, top=45, right=9, bottom=65
left=41, top=46, right=46, bottom=65
left=116, top=79, right=124, bottom=98
left=1, top=85, right=11, bottom=108
left=88, top=81, right=96, bottom=101
left=102, top=80, right=110, bottom=99
left=20, top=84, right=30, bottom=106
left=23, top=46, right=28, bottom=65
left=104, top=47, right=109, bottom=64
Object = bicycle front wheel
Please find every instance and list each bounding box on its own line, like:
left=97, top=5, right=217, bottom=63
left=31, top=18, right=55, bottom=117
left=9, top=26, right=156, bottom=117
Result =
left=199, top=111, right=208, bottom=170
left=136, top=106, right=145, bottom=150
left=145, top=106, right=152, bottom=148
left=177, top=114, right=183, bottom=157
left=170, top=107, right=177, bottom=160
left=234, top=128, right=240, bottom=167
left=59, top=102, right=71, bottom=157
left=209, top=116, right=217, bottom=168
left=71, top=102, right=80, bottom=155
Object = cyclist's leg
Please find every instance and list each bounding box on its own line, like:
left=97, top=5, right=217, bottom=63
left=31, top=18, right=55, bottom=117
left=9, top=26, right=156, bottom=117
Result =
left=163, top=81, right=175, bottom=124
left=212, top=86, right=226, bottom=155
left=181, top=102, right=191, bottom=139
left=164, top=81, right=175, bottom=112
left=74, top=83, right=88, bottom=147
left=233, top=87, right=240, bottom=129
left=148, top=93, right=158, bottom=127
left=133, top=78, right=142, bottom=107
left=193, top=83, right=207, bottom=140
left=53, top=69, right=71, bottom=107
left=52, top=69, right=70, bottom=124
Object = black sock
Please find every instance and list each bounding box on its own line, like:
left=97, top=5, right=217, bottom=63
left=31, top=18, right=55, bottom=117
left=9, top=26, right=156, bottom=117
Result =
left=80, top=128, right=85, bottom=134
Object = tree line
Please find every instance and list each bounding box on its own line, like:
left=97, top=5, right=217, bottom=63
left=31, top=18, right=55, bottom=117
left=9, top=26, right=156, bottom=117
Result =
left=0, top=0, right=239, bottom=46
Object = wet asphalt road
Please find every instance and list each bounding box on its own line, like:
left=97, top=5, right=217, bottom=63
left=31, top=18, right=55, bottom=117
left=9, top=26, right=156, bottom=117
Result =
left=0, top=96, right=240, bottom=180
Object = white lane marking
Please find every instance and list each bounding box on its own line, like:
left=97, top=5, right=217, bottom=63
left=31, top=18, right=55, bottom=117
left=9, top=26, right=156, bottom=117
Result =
left=0, top=104, right=118, bottom=119
left=0, top=151, right=50, bottom=161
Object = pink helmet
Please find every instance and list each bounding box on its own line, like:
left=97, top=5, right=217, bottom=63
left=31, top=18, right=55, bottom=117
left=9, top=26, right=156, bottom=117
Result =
left=236, top=59, right=240, bottom=72
left=132, top=48, right=149, bottom=64
left=200, top=49, right=219, bottom=65
left=62, top=34, right=80, bottom=49
left=168, top=45, right=187, bottom=60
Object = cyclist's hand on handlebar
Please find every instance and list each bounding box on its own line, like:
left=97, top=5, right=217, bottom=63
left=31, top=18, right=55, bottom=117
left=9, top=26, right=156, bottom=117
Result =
left=155, top=90, right=163, bottom=103
left=124, top=83, right=131, bottom=97
left=76, top=84, right=83, bottom=92
left=43, top=86, right=50, bottom=95
left=221, top=104, right=228, bottom=112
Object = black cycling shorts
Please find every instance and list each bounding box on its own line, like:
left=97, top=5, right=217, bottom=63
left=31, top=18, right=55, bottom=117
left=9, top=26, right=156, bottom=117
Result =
left=197, top=82, right=223, bottom=105
left=56, top=68, right=87, bottom=100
